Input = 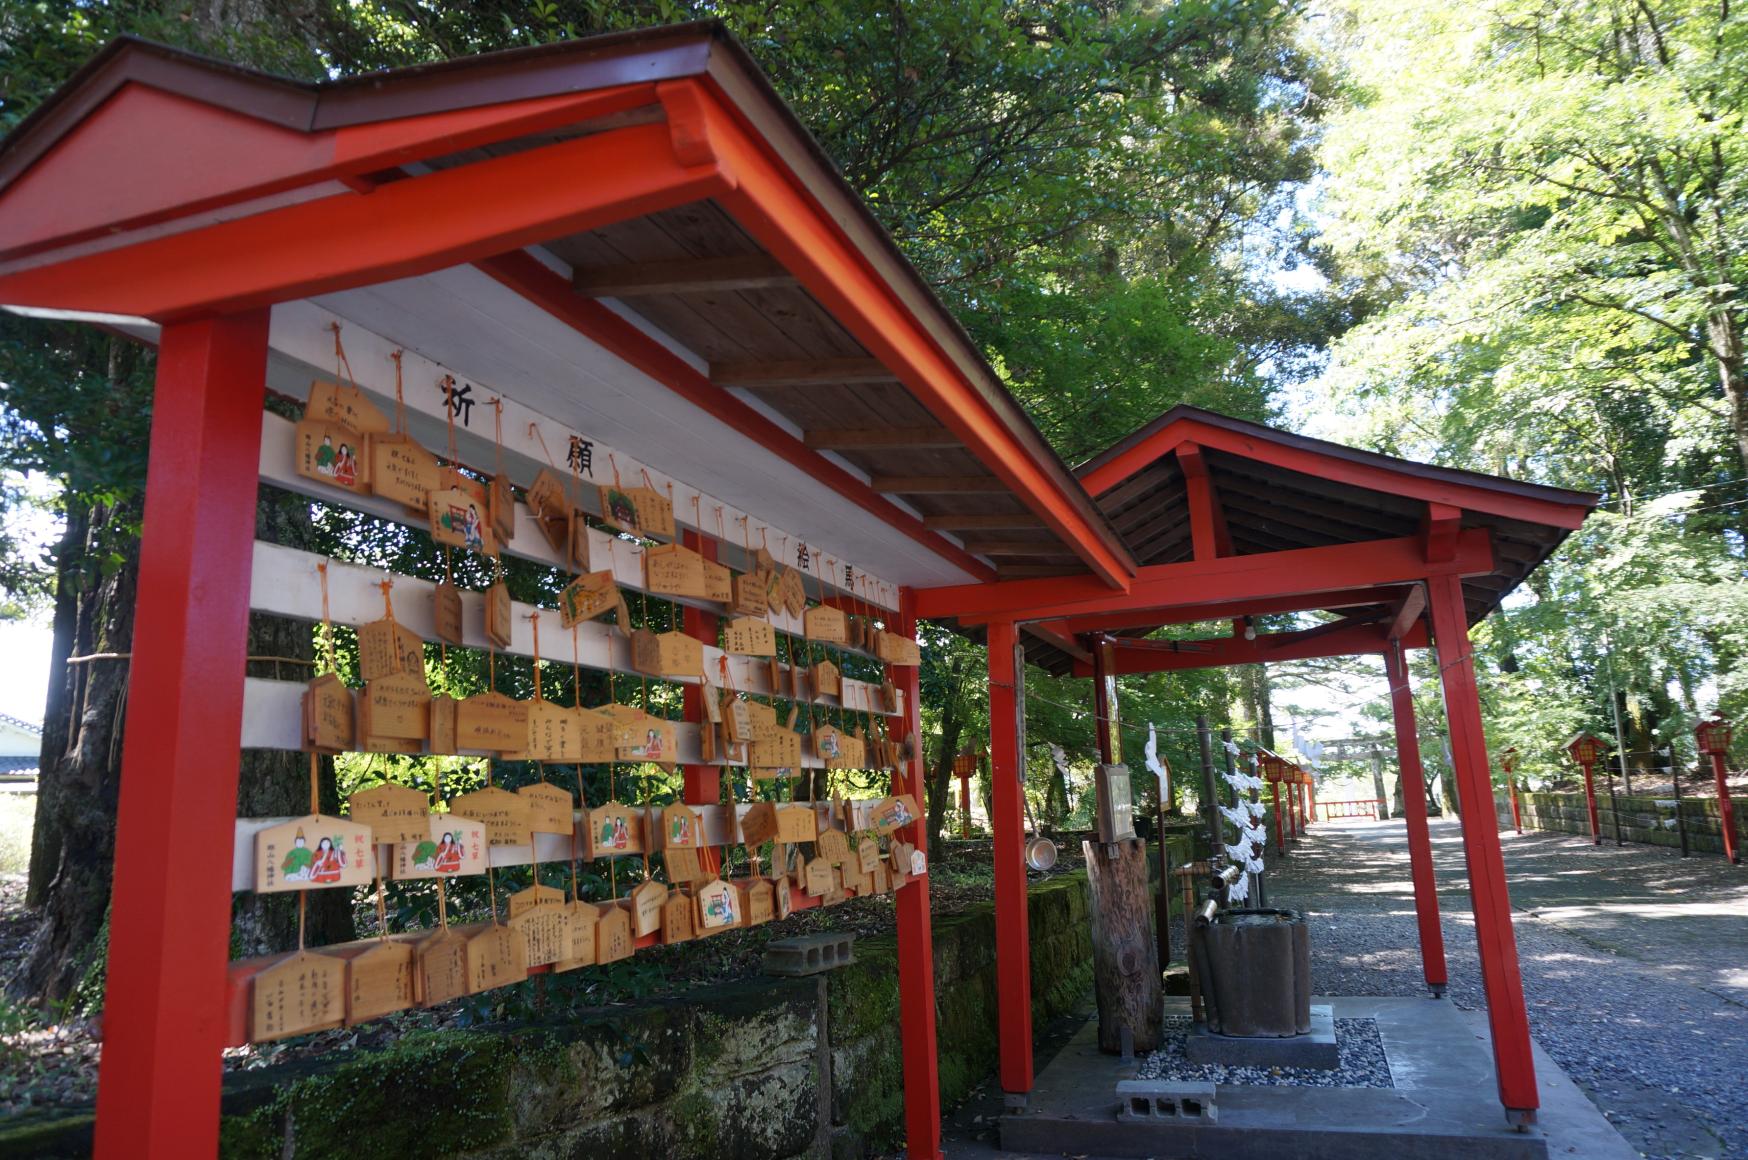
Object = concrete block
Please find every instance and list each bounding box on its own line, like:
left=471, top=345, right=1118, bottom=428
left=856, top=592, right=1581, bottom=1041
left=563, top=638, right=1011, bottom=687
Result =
left=1184, top=1004, right=1339, bottom=1069
left=762, top=933, right=855, bottom=976
left=1115, top=1079, right=1217, bottom=1124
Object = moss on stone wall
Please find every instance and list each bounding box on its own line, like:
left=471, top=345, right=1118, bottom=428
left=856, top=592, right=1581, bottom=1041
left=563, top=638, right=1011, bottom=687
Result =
left=17, top=873, right=1099, bottom=1160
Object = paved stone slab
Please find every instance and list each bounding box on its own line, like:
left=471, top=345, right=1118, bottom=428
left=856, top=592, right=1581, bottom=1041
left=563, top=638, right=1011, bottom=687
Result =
left=1183, top=1003, right=1338, bottom=1069
left=1000, top=996, right=1637, bottom=1160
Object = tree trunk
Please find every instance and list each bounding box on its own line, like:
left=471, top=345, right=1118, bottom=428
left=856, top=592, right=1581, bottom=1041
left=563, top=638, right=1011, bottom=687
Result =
left=1083, top=837, right=1162, bottom=1054
left=19, top=495, right=139, bottom=1003
left=924, top=704, right=964, bottom=861
left=1706, top=307, right=1748, bottom=480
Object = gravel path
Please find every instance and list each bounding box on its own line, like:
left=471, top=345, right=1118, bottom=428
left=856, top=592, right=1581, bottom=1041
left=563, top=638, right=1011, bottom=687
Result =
left=1265, top=816, right=1748, bottom=1160
left=1137, top=1014, right=1392, bottom=1089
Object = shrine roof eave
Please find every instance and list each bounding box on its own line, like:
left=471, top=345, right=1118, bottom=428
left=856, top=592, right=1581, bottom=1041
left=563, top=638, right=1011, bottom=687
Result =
left=0, top=23, right=1134, bottom=591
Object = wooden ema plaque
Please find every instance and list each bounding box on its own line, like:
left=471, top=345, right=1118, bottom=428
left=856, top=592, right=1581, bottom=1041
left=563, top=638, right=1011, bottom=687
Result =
left=369, top=434, right=442, bottom=514
left=746, top=700, right=779, bottom=741
left=456, top=692, right=527, bottom=754
left=251, top=950, right=345, bottom=1042
left=731, top=573, right=769, bottom=617
left=722, top=695, right=752, bottom=744
left=909, top=847, right=928, bottom=877
left=630, top=879, right=668, bottom=937
left=644, top=542, right=708, bottom=599
left=660, top=802, right=704, bottom=850
left=869, top=794, right=920, bottom=836
left=518, top=781, right=574, bottom=834
left=558, top=570, right=619, bottom=628
left=449, top=786, right=530, bottom=846
left=341, top=939, right=417, bottom=1025
left=485, top=581, right=514, bottom=649
left=621, top=715, right=678, bottom=767
left=255, top=815, right=374, bottom=893
left=525, top=700, right=582, bottom=763
left=303, top=673, right=354, bottom=754
left=811, top=660, right=841, bottom=699
left=428, top=694, right=458, bottom=755
left=357, top=617, right=424, bottom=683
left=872, top=859, right=891, bottom=895
left=527, top=469, right=571, bottom=553
left=778, top=568, right=807, bottom=616
left=306, top=378, right=389, bottom=433
left=465, top=923, right=528, bottom=992
left=695, top=878, right=741, bottom=932
left=429, top=484, right=498, bottom=557
left=842, top=866, right=874, bottom=897
left=433, top=582, right=465, bottom=645
left=415, top=928, right=472, bottom=1006
left=508, top=883, right=567, bottom=919
left=775, top=804, right=818, bottom=844
left=666, top=846, right=707, bottom=887
left=773, top=874, right=795, bottom=919
left=750, top=732, right=801, bottom=774
left=347, top=783, right=429, bottom=845
left=739, top=802, right=778, bottom=848
left=393, top=815, right=488, bottom=879
left=812, top=724, right=847, bottom=768
left=803, top=858, right=836, bottom=898
left=573, top=706, right=621, bottom=762
left=816, top=828, right=852, bottom=867
left=507, top=903, right=571, bottom=969
left=294, top=420, right=372, bottom=495
left=660, top=891, right=695, bottom=944
left=362, top=672, right=430, bottom=742
left=562, top=510, right=590, bottom=573
left=877, top=631, right=922, bottom=666
left=702, top=559, right=733, bottom=604
left=631, top=629, right=703, bottom=679
left=553, top=900, right=601, bottom=971
left=857, top=837, right=880, bottom=875
left=738, top=878, right=775, bottom=926
left=582, top=802, right=643, bottom=859
left=599, top=484, right=675, bottom=540
left=804, top=604, right=848, bottom=644
left=723, top=616, right=776, bottom=657
left=489, top=474, right=516, bottom=545
left=596, top=903, right=636, bottom=963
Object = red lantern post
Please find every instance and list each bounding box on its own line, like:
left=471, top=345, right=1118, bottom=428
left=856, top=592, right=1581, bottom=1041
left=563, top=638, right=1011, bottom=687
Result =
left=1302, top=771, right=1315, bottom=825
left=1288, top=764, right=1303, bottom=837
left=1695, top=714, right=1738, bottom=865
left=1261, top=753, right=1287, bottom=856
left=1565, top=733, right=1606, bottom=845
left=953, top=751, right=978, bottom=840
left=1501, top=747, right=1522, bottom=834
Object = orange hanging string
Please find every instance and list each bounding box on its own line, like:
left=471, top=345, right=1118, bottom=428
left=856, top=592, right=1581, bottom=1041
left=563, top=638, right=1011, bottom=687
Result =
left=491, top=397, right=505, bottom=478
left=529, top=612, right=543, bottom=702
left=327, top=322, right=357, bottom=389
left=607, top=452, right=623, bottom=489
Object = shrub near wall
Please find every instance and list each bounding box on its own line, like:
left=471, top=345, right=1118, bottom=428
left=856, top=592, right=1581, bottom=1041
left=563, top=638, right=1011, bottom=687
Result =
left=1, top=874, right=1097, bottom=1160
left=1507, top=791, right=1748, bottom=856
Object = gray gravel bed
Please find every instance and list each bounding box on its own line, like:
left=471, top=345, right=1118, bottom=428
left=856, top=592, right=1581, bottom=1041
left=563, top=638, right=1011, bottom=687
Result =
left=1137, top=1015, right=1392, bottom=1089
left=1264, top=818, right=1746, bottom=1160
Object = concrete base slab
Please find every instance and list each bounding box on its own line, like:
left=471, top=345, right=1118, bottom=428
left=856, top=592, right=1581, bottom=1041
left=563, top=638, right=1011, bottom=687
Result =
left=1000, top=996, right=1638, bottom=1160
left=1183, top=1003, right=1338, bottom=1069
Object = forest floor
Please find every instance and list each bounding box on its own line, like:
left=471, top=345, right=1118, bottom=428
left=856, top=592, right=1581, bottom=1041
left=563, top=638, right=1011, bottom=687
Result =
left=1266, top=816, right=1748, bottom=1160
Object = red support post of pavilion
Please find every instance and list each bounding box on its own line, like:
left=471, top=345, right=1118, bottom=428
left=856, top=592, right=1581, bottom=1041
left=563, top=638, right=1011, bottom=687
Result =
left=891, top=590, right=944, bottom=1160
left=1385, top=641, right=1449, bottom=997
left=987, top=618, right=1034, bottom=1100
left=1425, top=573, right=1539, bottom=1123
left=94, top=312, right=270, bottom=1160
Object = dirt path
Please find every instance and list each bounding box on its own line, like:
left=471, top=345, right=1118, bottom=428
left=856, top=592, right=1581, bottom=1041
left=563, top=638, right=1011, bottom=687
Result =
left=1266, top=816, right=1748, bottom=1160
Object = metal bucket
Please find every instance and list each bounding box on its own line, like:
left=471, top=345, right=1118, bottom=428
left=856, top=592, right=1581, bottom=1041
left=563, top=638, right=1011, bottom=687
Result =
left=1025, top=835, right=1058, bottom=871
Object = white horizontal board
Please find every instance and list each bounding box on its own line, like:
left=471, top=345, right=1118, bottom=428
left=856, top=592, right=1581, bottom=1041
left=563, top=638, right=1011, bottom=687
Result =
left=230, top=798, right=879, bottom=891
left=246, top=542, right=897, bottom=716
left=269, top=296, right=913, bottom=608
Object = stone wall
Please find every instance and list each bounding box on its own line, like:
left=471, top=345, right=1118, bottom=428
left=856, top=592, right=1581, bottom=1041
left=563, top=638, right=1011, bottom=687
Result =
left=2, top=874, right=1097, bottom=1160
left=1502, top=790, right=1746, bottom=857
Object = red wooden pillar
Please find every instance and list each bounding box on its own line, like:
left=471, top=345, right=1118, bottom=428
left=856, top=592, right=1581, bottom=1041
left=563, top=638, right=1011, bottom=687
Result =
left=1705, top=750, right=1739, bottom=865
left=987, top=618, right=1034, bottom=1098
left=680, top=532, right=721, bottom=806
left=1385, top=642, right=1449, bottom=996
left=959, top=771, right=972, bottom=839
left=1425, top=574, right=1539, bottom=1124
left=1271, top=783, right=1285, bottom=856
left=892, top=590, right=943, bottom=1159
left=94, top=311, right=269, bottom=1159
left=1578, top=758, right=1601, bottom=844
